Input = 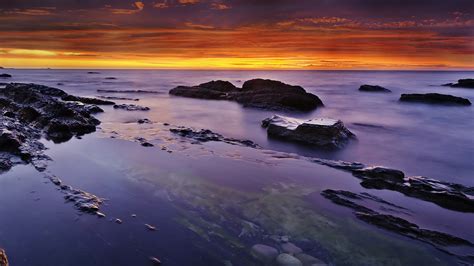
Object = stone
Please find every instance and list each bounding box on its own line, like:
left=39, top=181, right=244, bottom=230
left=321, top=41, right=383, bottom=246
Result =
left=61, top=95, right=115, bottom=105
left=443, top=78, right=474, bottom=88
left=170, top=127, right=260, bottom=148
left=98, top=96, right=139, bottom=101
left=295, top=254, right=327, bottom=266
left=169, top=79, right=324, bottom=111
left=262, top=115, right=355, bottom=148
left=97, top=89, right=160, bottom=94
left=0, top=248, right=8, bottom=266
left=0, top=74, right=12, bottom=78
left=276, top=253, right=303, bottom=266
left=251, top=244, right=279, bottom=263
left=113, top=104, right=150, bottom=111
left=400, top=93, right=471, bottom=106
left=281, top=242, right=303, bottom=255
left=358, top=84, right=391, bottom=92
left=149, top=257, right=162, bottom=265
left=115, top=218, right=123, bottom=224
left=145, top=224, right=157, bottom=231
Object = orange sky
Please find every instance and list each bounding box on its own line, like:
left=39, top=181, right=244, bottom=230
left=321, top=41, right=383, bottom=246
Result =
left=1, top=0, right=473, bottom=70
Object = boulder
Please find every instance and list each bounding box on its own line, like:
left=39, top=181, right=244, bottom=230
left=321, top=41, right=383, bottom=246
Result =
left=358, top=84, right=391, bottom=92
left=251, top=244, right=279, bottom=263
left=170, top=79, right=323, bottom=111
left=443, top=78, right=474, bottom=88
left=261, top=115, right=354, bottom=148
left=400, top=93, right=471, bottom=106
left=0, top=74, right=11, bottom=78
left=276, top=253, right=303, bottom=266
left=113, top=104, right=150, bottom=111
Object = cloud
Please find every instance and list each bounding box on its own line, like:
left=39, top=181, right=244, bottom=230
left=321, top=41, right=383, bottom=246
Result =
left=107, top=1, right=145, bottom=15
left=211, top=3, right=231, bottom=10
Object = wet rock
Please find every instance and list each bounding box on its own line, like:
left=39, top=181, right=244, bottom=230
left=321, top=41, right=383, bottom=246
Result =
left=276, top=253, right=303, bottom=266
left=61, top=95, right=115, bottom=105
left=113, top=104, right=150, bottom=111
left=87, top=71, right=100, bottom=74
left=0, top=248, right=8, bottom=266
left=145, top=224, right=157, bottom=231
left=400, top=93, right=471, bottom=106
left=321, top=189, right=474, bottom=257
left=96, top=212, right=106, bottom=218
left=137, top=118, right=152, bottom=124
left=136, top=137, right=154, bottom=147
left=281, top=242, right=303, bottom=255
left=295, top=254, right=327, bottom=266
left=251, top=244, right=279, bottom=263
left=46, top=174, right=104, bottom=213
left=443, top=78, right=474, bottom=88
left=115, top=218, right=123, bottom=224
left=149, top=257, right=162, bottom=265
left=262, top=115, right=355, bottom=148
left=170, top=127, right=260, bottom=148
left=353, top=167, right=474, bottom=212
left=0, top=129, right=23, bottom=153
left=105, top=77, right=117, bottom=80
left=97, top=89, right=160, bottom=94
left=98, top=96, right=139, bottom=101
left=0, top=74, right=12, bottom=78
left=359, top=84, right=391, bottom=92
left=170, top=79, right=323, bottom=111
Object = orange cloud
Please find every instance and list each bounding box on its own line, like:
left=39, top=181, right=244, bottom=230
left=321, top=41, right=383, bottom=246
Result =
left=211, top=3, right=231, bottom=10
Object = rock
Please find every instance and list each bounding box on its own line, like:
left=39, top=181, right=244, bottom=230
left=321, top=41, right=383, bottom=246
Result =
left=137, top=118, right=152, bottom=124
left=0, top=74, right=11, bottom=78
left=97, top=89, right=160, bottom=94
left=113, top=104, right=150, bottom=111
left=98, top=96, right=139, bottom=101
left=115, top=218, right=123, bottom=224
left=169, top=79, right=323, bottom=111
left=96, top=212, right=106, bottom=218
left=251, top=244, right=279, bottom=263
left=281, top=242, right=303, bottom=255
left=61, top=95, right=115, bottom=105
left=105, top=77, right=117, bottom=80
left=262, top=115, right=355, bottom=148
left=400, top=93, right=471, bottom=106
left=294, top=254, right=327, bottom=266
left=131, top=214, right=137, bottom=218
left=136, top=137, right=154, bottom=147
left=145, top=224, right=157, bottom=231
left=443, top=78, right=474, bottom=88
left=0, top=248, right=8, bottom=266
left=0, top=129, right=23, bottom=153
left=321, top=189, right=474, bottom=257
left=276, top=253, right=303, bottom=266
left=170, top=127, right=260, bottom=148
left=149, top=257, right=162, bottom=265
left=87, top=71, right=100, bottom=74
left=358, top=84, right=391, bottom=92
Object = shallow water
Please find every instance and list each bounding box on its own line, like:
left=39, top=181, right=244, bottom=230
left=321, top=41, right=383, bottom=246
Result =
left=0, top=69, right=473, bottom=265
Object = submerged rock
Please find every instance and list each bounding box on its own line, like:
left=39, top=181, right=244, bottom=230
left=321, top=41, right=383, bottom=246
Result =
left=98, top=96, right=139, bottom=101
left=281, top=242, right=303, bottom=255
left=137, top=118, right=152, bottom=124
left=170, top=127, right=260, bottom=148
left=400, top=93, right=471, bottom=106
left=321, top=189, right=474, bottom=258
left=113, top=104, right=150, bottom=111
left=61, top=95, right=115, bottom=105
left=261, top=115, right=355, bottom=148
left=359, top=84, right=391, bottom=92
left=0, top=74, right=12, bottom=78
left=170, top=79, right=324, bottom=111
left=251, top=244, right=279, bottom=263
left=0, top=248, right=7, bottom=266
left=97, top=89, right=160, bottom=94
left=294, top=253, right=327, bottom=266
left=443, top=78, right=474, bottom=88
left=276, top=253, right=303, bottom=266
left=105, top=77, right=117, bottom=80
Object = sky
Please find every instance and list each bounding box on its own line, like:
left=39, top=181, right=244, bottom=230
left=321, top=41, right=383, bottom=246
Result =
left=0, top=0, right=473, bottom=70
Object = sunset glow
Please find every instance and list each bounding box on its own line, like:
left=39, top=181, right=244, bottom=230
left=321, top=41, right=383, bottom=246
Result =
left=1, top=0, right=473, bottom=70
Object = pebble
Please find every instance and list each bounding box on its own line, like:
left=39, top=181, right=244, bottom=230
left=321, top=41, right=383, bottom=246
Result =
left=145, top=224, right=157, bottom=231
left=281, top=242, right=303, bottom=255
left=96, top=212, right=106, bottom=218
left=251, top=244, right=279, bottom=263
left=295, top=253, right=327, bottom=266
left=115, top=219, right=123, bottom=224
left=149, top=257, right=162, bottom=265
left=276, top=253, right=303, bottom=266
left=131, top=214, right=137, bottom=218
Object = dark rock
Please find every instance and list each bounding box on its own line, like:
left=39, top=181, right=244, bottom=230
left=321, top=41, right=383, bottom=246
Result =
left=251, top=244, right=279, bottom=263
left=0, top=248, right=8, bottom=266
left=137, top=118, right=152, bottom=124
left=0, top=129, right=23, bottom=153
left=400, top=93, right=471, bottom=106
left=113, top=104, right=150, bottom=111
left=61, top=95, right=115, bottom=105
left=0, top=74, right=12, bottom=78
left=98, top=96, right=139, bottom=101
left=87, top=71, right=100, bottom=74
left=262, top=115, right=355, bottom=148
left=136, top=137, right=154, bottom=147
left=321, top=189, right=474, bottom=258
left=443, top=79, right=474, bottom=88
left=359, top=84, right=391, bottom=92
left=105, top=77, right=117, bottom=80
left=169, top=79, right=324, bottom=111
left=276, top=253, right=303, bottom=266
left=170, top=127, right=260, bottom=148
left=97, top=89, right=160, bottom=94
